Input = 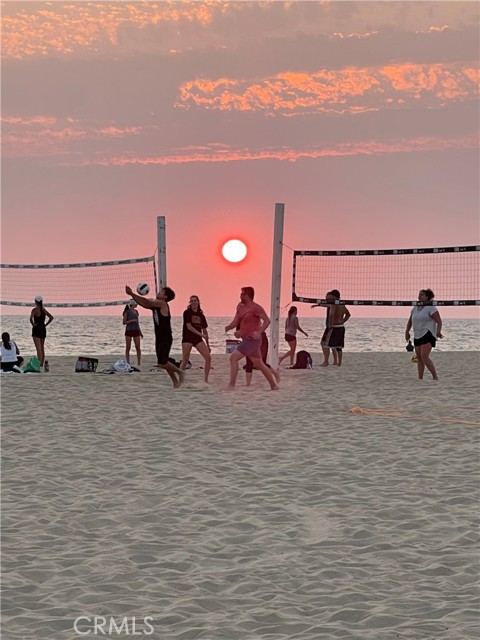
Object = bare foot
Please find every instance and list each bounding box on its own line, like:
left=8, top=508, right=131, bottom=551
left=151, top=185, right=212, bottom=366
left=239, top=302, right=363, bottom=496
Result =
left=178, top=371, right=185, bottom=387
left=226, top=385, right=236, bottom=390
left=270, top=385, right=279, bottom=391
left=320, top=362, right=329, bottom=367
left=273, top=369, right=280, bottom=383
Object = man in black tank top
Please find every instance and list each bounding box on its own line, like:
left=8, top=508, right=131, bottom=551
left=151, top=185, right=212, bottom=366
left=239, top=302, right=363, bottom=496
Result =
left=125, top=285, right=184, bottom=388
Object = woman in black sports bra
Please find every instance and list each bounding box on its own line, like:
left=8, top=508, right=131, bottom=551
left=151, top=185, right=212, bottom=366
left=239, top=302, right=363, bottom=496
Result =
left=30, top=295, right=54, bottom=368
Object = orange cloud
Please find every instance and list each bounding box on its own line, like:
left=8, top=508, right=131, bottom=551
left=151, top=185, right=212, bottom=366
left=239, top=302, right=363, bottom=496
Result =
left=3, top=2, right=478, bottom=61
left=2, top=118, right=142, bottom=157
left=3, top=101, right=476, bottom=163
left=177, top=62, right=480, bottom=114
left=69, top=135, right=477, bottom=167
left=1, top=115, right=58, bottom=126
left=1, top=1, right=217, bottom=59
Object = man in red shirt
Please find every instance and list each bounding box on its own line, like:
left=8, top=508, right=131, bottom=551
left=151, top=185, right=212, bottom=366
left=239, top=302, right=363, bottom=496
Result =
left=224, top=286, right=279, bottom=390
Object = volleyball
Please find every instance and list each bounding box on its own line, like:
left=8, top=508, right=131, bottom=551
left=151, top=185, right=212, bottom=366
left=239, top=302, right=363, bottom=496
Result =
left=137, top=282, right=150, bottom=296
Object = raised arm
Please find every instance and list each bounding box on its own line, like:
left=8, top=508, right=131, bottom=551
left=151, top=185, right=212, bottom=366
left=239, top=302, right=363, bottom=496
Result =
left=126, top=286, right=158, bottom=310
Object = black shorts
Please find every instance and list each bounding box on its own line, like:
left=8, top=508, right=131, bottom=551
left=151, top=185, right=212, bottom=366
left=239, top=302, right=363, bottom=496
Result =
left=324, top=326, right=345, bottom=349
left=156, top=336, right=173, bottom=365
left=285, top=333, right=296, bottom=343
left=125, top=329, right=142, bottom=338
left=1, top=358, right=24, bottom=371
left=182, top=336, right=204, bottom=348
left=414, top=331, right=436, bottom=348
left=32, top=327, right=46, bottom=339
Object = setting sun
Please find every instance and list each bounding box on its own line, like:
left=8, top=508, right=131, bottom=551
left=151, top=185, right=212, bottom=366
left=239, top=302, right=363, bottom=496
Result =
left=221, top=239, right=248, bottom=263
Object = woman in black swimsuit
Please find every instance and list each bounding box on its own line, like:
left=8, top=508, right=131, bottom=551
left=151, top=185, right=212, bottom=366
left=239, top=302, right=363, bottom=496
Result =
left=30, top=295, right=54, bottom=368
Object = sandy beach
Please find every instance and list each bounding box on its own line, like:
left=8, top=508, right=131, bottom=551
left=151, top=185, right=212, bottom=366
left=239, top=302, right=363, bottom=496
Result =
left=2, top=352, right=479, bottom=640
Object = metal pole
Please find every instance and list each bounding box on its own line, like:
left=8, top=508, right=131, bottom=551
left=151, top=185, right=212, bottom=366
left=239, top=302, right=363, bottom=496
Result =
left=268, top=203, right=284, bottom=370
left=157, top=216, right=167, bottom=290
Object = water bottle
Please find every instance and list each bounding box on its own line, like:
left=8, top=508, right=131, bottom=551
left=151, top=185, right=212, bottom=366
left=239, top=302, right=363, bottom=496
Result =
left=44, top=360, right=49, bottom=372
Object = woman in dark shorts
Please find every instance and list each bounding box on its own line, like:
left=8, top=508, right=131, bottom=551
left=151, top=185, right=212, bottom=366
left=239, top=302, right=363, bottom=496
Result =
left=180, top=295, right=211, bottom=383
left=30, top=295, right=54, bottom=368
left=279, top=306, right=308, bottom=367
left=123, top=300, right=143, bottom=367
left=405, top=288, right=443, bottom=380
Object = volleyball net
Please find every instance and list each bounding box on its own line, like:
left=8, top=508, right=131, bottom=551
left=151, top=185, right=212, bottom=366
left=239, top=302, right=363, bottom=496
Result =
left=0, top=256, right=157, bottom=307
left=292, top=245, right=480, bottom=306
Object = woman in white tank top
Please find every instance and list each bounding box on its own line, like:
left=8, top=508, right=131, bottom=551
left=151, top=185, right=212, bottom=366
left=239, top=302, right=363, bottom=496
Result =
left=1, top=332, right=24, bottom=372
left=405, top=288, right=443, bottom=380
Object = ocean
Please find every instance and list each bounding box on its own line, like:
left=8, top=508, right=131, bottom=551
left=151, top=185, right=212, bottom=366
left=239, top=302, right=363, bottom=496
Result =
left=1, top=315, right=478, bottom=357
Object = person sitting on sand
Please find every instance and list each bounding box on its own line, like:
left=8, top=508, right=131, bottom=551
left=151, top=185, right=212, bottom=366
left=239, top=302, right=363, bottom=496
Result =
left=0, top=332, right=24, bottom=372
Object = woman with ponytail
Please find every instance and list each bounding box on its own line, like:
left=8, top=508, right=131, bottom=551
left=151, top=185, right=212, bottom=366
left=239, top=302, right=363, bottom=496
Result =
left=30, top=295, right=54, bottom=368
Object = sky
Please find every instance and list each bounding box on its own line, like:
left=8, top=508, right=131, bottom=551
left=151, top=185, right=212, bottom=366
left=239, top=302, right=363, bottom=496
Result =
left=1, top=1, right=479, bottom=318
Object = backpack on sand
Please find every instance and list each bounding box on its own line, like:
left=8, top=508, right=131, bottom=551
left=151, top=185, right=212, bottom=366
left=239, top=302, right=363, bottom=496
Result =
left=291, top=350, right=313, bottom=369
left=23, top=356, right=42, bottom=373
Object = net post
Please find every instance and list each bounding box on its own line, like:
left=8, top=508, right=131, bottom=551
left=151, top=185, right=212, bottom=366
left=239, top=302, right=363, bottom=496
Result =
left=157, top=216, right=167, bottom=290
left=268, top=203, right=284, bottom=370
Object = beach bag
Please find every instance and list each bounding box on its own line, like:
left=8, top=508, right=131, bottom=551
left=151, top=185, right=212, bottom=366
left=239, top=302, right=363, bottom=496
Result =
left=75, top=356, right=99, bottom=372
left=102, top=361, right=139, bottom=374
left=291, top=350, right=313, bottom=369
left=113, top=359, right=134, bottom=373
left=23, top=356, right=42, bottom=373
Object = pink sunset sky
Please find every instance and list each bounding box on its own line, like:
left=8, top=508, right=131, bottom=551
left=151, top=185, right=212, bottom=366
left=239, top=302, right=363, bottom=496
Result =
left=1, top=1, right=479, bottom=318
